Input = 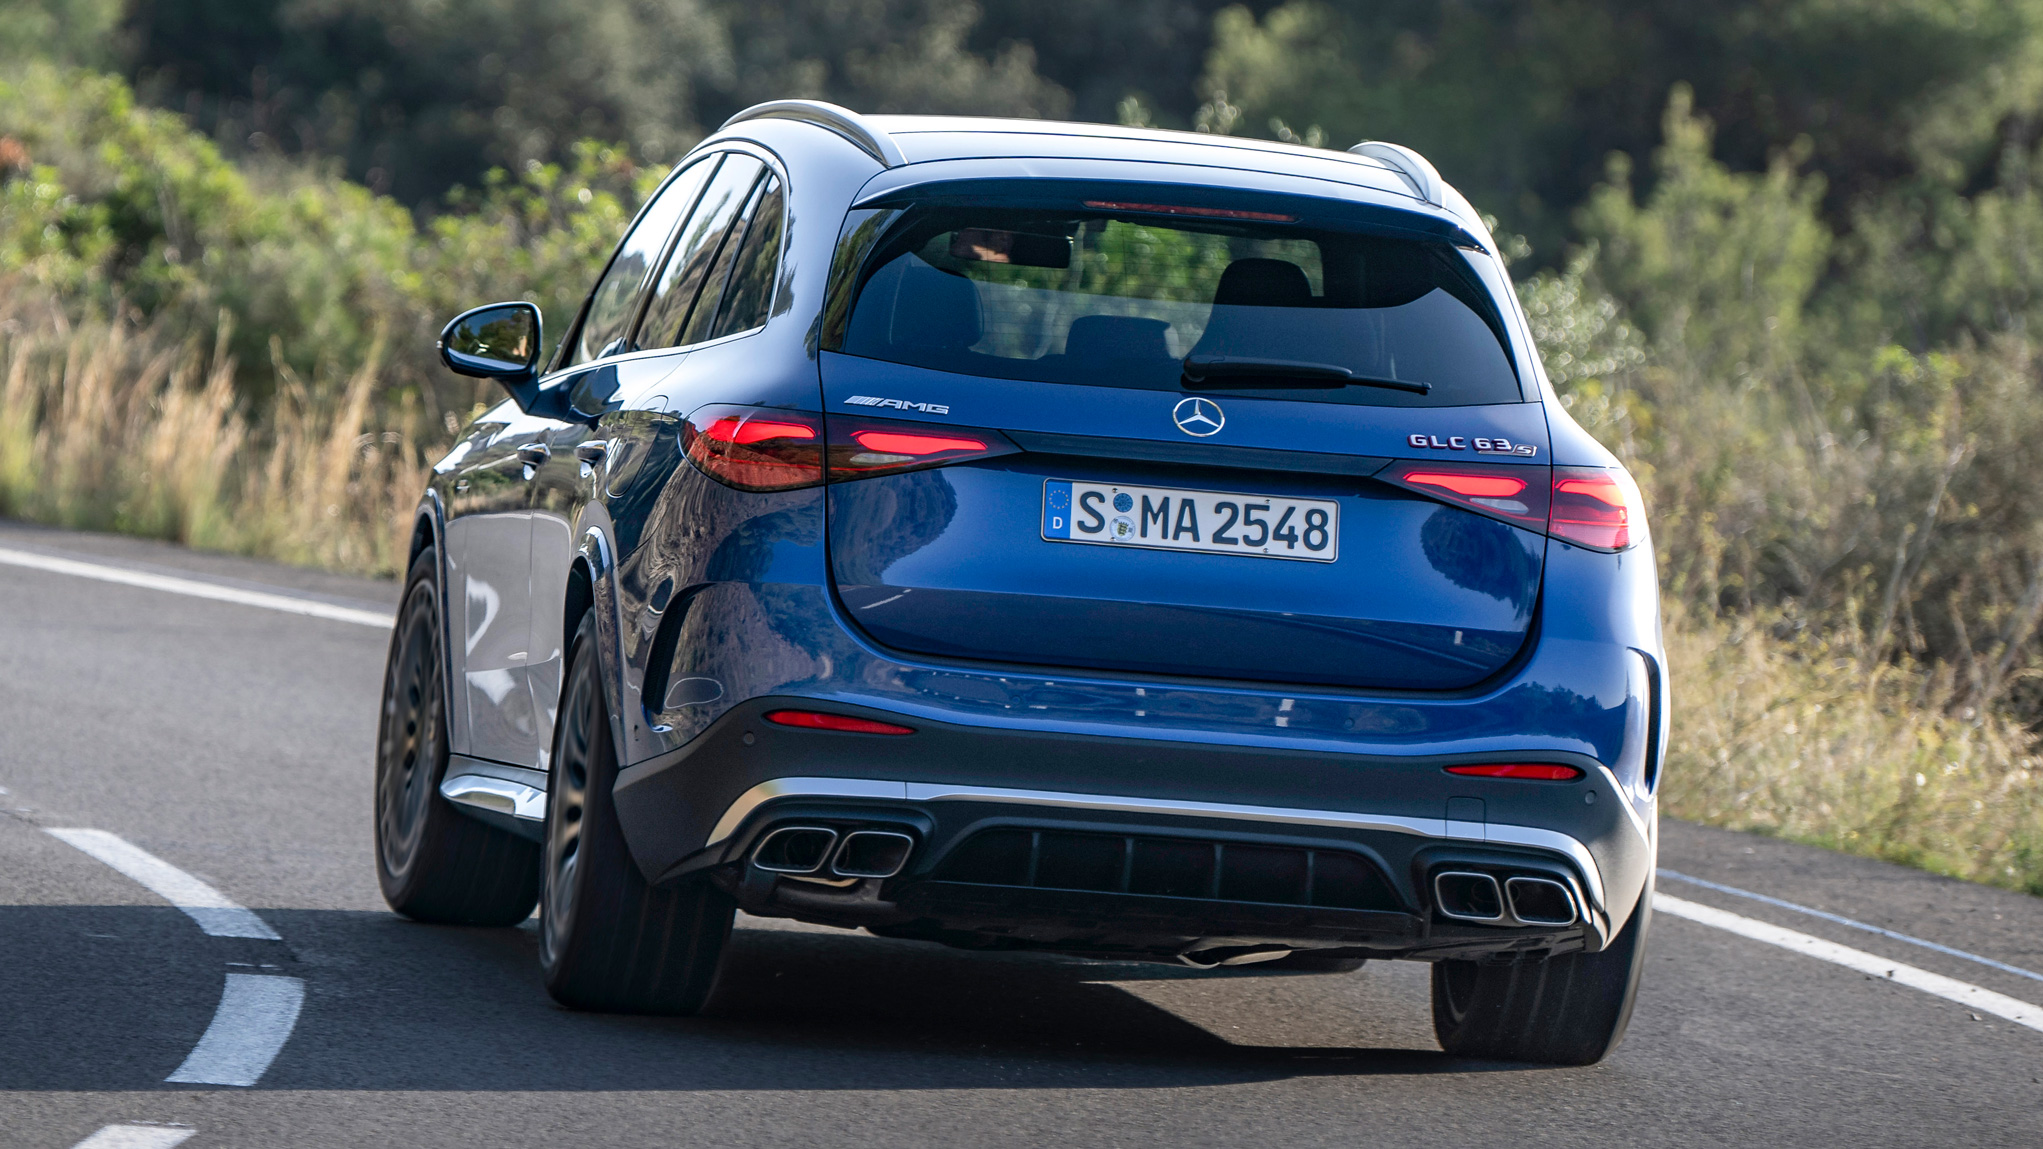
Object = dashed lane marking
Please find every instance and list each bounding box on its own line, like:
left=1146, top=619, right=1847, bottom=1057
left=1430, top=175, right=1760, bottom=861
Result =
left=46, top=829, right=280, bottom=940
left=1660, top=867, right=2043, bottom=985
left=70, top=1125, right=196, bottom=1148
left=0, top=544, right=392, bottom=628
left=1656, top=893, right=2043, bottom=1034
left=165, top=973, right=306, bottom=1087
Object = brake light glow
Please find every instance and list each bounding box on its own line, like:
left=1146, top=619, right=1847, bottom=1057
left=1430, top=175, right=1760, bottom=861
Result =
left=1382, top=459, right=1643, bottom=550
left=850, top=430, right=989, bottom=456
left=1549, top=467, right=1641, bottom=552
left=1083, top=200, right=1296, bottom=223
left=713, top=417, right=816, bottom=446
left=1445, top=763, right=1584, bottom=781
left=765, top=709, right=916, bottom=735
left=1382, top=461, right=1548, bottom=526
left=827, top=417, right=1017, bottom=480
left=682, top=405, right=824, bottom=492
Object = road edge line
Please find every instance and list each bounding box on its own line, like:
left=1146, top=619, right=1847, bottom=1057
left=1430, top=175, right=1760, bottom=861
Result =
left=46, top=829, right=281, bottom=940
left=1655, top=892, right=2043, bottom=1034
left=1659, top=867, right=2043, bottom=984
left=70, top=1124, right=198, bottom=1148
left=0, top=545, right=392, bottom=629
left=164, top=973, right=306, bottom=1087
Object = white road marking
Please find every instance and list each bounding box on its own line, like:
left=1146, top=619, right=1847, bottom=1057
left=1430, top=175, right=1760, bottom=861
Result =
left=165, top=973, right=305, bottom=1087
left=70, top=1125, right=196, bottom=1149
left=0, top=545, right=392, bottom=628
left=46, top=829, right=281, bottom=940
left=1656, top=893, right=2043, bottom=1034
left=1660, top=867, right=2043, bottom=984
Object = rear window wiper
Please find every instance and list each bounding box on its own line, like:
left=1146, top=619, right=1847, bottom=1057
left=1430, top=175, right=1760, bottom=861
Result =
left=1180, top=355, right=1432, bottom=395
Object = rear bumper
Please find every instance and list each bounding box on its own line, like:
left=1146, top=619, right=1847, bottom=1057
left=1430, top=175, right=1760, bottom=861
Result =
left=612, top=696, right=1654, bottom=960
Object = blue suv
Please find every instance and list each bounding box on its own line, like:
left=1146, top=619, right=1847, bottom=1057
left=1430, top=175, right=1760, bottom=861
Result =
left=373, top=101, right=1664, bottom=1065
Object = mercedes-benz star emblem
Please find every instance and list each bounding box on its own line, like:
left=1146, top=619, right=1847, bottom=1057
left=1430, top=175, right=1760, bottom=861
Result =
left=1172, top=396, right=1225, bottom=437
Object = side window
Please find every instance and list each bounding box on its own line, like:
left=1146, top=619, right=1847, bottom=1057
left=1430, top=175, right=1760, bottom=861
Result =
left=708, top=176, right=785, bottom=340
left=638, top=154, right=764, bottom=349
left=565, top=157, right=717, bottom=368
left=673, top=176, right=768, bottom=347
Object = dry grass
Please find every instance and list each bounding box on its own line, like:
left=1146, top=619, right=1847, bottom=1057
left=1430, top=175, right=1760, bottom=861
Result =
left=0, top=301, right=431, bottom=576
left=1663, top=609, right=2043, bottom=893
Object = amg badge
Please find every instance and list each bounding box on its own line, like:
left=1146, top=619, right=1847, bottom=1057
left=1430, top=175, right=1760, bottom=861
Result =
left=844, top=394, right=951, bottom=415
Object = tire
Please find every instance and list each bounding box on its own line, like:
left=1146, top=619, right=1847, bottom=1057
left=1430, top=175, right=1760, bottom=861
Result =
left=1431, top=881, right=1652, bottom=1065
left=539, top=610, right=734, bottom=1014
left=375, top=546, right=541, bottom=925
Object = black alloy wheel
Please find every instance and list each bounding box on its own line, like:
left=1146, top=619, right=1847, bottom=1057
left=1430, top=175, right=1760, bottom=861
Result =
left=539, top=609, right=734, bottom=1014
left=374, top=546, right=540, bottom=924
left=1431, top=877, right=1652, bottom=1065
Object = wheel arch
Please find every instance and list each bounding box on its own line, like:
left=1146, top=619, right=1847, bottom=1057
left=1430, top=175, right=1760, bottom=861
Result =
left=569, top=520, right=629, bottom=759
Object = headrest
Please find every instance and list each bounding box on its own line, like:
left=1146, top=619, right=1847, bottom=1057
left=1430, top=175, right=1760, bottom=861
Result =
left=1063, top=315, right=1172, bottom=361
left=890, top=261, right=983, bottom=351
left=1212, top=258, right=1313, bottom=308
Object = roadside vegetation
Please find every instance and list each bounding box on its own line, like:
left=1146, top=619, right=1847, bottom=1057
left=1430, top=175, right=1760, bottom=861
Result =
left=5, top=0, right=2043, bottom=890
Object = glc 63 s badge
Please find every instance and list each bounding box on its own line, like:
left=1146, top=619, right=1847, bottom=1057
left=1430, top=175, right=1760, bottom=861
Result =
left=1408, top=433, right=1538, bottom=458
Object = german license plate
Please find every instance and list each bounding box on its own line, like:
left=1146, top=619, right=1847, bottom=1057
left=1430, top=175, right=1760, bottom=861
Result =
left=1041, top=480, right=1338, bottom=562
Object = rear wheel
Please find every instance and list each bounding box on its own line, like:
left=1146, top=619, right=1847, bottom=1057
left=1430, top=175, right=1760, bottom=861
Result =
left=539, top=611, right=734, bottom=1014
left=374, top=546, right=541, bottom=925
left=1431, top=883, right=1651, bottom=1065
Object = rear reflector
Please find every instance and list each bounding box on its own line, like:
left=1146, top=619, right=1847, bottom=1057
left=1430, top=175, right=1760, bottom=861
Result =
left=683, top=404, right=824, bottom=491
left=764, top=709, right=916, bottom=735
left=1445, top=763, right=1584, bottom=781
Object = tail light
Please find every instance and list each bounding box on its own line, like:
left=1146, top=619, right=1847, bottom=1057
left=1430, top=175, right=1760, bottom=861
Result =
left=1381, top=461, right=1643, bottom=552
left=827, top=414, right=1019, bottom=481
left=1382, top=461, right=1549, bottom=530
left=683, top=405, right=823, bottom=491
left=1549, top=467, right=1643, bottom=551
left=1444, top=763, right=1584, bottom=781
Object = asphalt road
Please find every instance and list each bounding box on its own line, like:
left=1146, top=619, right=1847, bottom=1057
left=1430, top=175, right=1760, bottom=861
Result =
left=3, top=519, right=2042, bottom=1148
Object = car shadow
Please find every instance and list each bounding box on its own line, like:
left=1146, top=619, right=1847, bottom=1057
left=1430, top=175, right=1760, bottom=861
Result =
left=0, top=904, right=1533, bottom=1093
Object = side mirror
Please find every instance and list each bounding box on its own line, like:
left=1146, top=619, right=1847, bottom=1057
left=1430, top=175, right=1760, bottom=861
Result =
left=439, top=302, right=543, bottom=409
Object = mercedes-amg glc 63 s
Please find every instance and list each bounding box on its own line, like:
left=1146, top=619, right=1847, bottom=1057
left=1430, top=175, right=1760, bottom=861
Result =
left=373, top=101, right=1664, bottom=1065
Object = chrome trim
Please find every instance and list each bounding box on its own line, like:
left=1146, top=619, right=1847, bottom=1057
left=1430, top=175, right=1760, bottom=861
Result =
left=1434, top=871, right=1506, bottom=923
left=721, top=99, right=906, bottom=168
left=440, top=773, right=546, bottom=821
left=706, top=776, right=1610, bottom=911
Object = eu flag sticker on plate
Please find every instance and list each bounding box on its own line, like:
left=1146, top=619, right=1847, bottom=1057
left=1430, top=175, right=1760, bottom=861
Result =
left=1042, top=480, right=1073, bottom=539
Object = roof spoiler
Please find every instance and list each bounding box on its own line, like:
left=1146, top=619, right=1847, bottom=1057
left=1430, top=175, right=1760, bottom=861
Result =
left=721, top=100, right=906, bottom=169
left=1347, top=141, right=1441, bottom=207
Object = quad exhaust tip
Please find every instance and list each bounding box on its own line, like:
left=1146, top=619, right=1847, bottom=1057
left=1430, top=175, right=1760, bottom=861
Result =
left=831, top=830, right=915, bottom=878
left=1434, top=870, right=1580, bottom=927
left=750, top=825, right=916, bottom=878
left=1434, top=871, right=1505, bottom=923
left=752, top=826, right=840, bottom=873
left=1504, top=875, right=1579, bottom=926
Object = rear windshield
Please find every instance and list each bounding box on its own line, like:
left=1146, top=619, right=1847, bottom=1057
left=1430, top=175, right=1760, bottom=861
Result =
left=833, top=204, right=1523, bottom=407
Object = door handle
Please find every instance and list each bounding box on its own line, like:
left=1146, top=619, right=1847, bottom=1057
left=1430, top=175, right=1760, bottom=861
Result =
left=516, top=443, right=551, bottom=467
left=574, top=440, right=609, bottom=466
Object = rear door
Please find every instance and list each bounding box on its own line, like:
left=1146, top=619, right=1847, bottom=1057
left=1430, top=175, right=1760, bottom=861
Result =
left=819, top=196, right=1548, bottom=691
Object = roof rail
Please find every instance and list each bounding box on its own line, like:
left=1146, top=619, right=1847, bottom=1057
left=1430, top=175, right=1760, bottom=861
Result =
left=720, top=100, right=906, bottom=169
left=1347, top=141, right=1441, bottom=207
